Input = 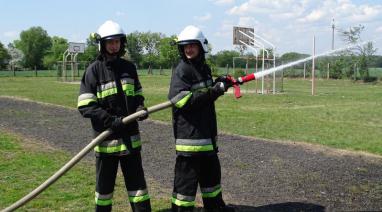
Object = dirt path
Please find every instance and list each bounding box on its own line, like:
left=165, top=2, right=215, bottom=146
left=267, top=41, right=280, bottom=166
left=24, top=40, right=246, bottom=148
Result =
left=1, top=96, right=381, bottom=211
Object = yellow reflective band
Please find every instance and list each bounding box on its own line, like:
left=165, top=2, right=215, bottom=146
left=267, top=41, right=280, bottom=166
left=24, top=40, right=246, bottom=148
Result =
left=176, top=144, right=214, bottom=152
left=171, top=197, right=195, bottom=207
left=201, top=187, right=222, bottom=198
left=129, top=194, right=150, bottom=203
left=97, top=87, right=118, bottom=99
left=175, top=92, right=192, bottom=108
left=77, top=98, right=97, bottom=108
left=122, top=84, right=135, bottom=96
left=95, top=197, right=112, bottom=206
left=132, top=140, right=141, bottom=148
left=94, top=144, right=127, bottom=153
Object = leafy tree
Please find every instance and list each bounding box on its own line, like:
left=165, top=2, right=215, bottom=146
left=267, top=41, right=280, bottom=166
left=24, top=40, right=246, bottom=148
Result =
left=0, top=42, right=10, bottom=69
left=79, top=35, right=98, bottom=63
left=369, top=55, right=382, bottom=67
left=140, top=32, right=163, bottom=69
left=339, top=25, right=378, bottom=80
left=43, top=36, right=68, bottom=69
left=359, top=42, right=378, bottom=78
left=14, top=26, right=52, bottom=69
left=158, top=36, right=178, bottom=69
left=330, top=58, right=346, bottom=79
left=280, top=52, right=309, bottom=64
left=126, top=31, right=144, bottom=67
left=206, top=58, right=218, bottom=76
left=214, top=50, right=240, bottom=68
left=7, top=43, right=24, bottom=70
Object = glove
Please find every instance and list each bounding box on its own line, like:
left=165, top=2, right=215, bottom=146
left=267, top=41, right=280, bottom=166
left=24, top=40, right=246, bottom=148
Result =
left=214, top=75, right=233, bottom=91
left=210, top=82, right=226, bottom=98
left=214, top=75, right=229, bottom=83
left=136, top=105, right=148, bottom=121
left=110, top=116, right=124, bottom=132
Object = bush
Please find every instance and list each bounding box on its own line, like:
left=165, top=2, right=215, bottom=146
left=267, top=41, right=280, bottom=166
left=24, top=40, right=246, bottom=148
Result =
left=283, top=68, right=305, bottom=78
left=233, top=69, right=246, bottom=78
left=206, top=59, right=218, bottom=77
left=363, top=76, right=378, bottom=83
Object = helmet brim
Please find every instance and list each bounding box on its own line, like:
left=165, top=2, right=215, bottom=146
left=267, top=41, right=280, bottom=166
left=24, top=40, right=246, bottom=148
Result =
left=101, top=34, right=126, bottom=41
left=177, top=40, right=200, bottom=46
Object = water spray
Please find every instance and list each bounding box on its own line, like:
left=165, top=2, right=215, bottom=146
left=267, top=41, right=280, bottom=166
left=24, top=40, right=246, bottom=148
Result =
left=220, top=40, right=376, bottom=98
left=237, top=40, right=374, bottom=85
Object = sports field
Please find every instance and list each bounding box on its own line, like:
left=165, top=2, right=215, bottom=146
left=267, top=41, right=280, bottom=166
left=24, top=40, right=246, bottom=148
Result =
left=0, top=75, right=381, bottom=155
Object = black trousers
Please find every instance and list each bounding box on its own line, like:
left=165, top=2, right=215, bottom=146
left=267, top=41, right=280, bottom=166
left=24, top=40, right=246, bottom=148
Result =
left=172, top=154, right=226, bottom=212
left=95, top=152, right=151, bottom=212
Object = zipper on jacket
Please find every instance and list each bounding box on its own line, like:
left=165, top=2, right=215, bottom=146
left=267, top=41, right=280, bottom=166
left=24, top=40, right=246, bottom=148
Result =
left=109, top=60, right=129, bottom=114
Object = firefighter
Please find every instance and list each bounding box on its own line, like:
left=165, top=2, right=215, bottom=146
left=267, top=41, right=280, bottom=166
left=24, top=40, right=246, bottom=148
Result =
left=77, top=20, right=151, bottom=212
left=168, top=25, right=234, bottom=212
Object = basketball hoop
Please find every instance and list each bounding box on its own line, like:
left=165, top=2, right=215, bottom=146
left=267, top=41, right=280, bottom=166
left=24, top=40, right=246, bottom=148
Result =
left=69, top=42, right=85, bottom=53
left=233, top=26, right=254, bottom=46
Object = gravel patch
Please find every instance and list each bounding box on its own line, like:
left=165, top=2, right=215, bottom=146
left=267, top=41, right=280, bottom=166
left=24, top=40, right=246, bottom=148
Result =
left=1, top=96, right=381, bottom=211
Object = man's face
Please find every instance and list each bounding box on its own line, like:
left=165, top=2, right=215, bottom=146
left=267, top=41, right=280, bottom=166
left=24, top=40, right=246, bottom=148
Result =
left=184, top=43, right=200, bottom=60
left=105, top=38, right=121, bottom=55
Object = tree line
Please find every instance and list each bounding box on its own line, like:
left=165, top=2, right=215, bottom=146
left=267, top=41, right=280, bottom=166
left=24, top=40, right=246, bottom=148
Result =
left=0, top=25, right=380, bottom=81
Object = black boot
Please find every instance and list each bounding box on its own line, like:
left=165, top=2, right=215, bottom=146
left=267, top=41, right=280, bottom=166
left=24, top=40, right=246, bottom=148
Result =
left=221, top=205, right=235, bottom=212
left=172, top=203, right=195, bottom=212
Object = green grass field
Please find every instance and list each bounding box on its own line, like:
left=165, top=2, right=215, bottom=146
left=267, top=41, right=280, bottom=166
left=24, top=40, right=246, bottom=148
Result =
left=1, top=75, right=381, bottom=210
left=0, top=75, right=381, bottom=155
left=0, top=131, right=170, bottom=211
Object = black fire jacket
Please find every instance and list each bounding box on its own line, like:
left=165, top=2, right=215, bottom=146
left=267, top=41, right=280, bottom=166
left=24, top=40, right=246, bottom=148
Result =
left=168, top=59, right=219, bottom=156
left=78, top=55, right=144, bottom=155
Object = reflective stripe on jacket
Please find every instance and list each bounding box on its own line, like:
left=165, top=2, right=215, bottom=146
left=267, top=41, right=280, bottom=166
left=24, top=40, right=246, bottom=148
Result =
left=78, top=56, right=145, bottom=155
left=168, top=60, right=218, bottom=156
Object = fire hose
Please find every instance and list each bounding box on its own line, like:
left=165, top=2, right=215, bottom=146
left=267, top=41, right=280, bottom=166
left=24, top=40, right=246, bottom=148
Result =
left=3, top=40, right=370, bottom=211
left=1, top=70, right=270, bottom=211
left=2, top=56, right=313, bottom=211
left=1, top=98, right=178, bottom=212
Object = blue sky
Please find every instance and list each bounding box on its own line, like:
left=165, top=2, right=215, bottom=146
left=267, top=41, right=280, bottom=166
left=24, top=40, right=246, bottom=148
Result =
left=1, top=0, right=381, bottom=55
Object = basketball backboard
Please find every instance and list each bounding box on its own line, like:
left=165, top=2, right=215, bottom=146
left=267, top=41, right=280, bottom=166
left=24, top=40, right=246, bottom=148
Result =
left=233, top=26, right=254, bottom=46
left=69, top=42, right=85, bottom=53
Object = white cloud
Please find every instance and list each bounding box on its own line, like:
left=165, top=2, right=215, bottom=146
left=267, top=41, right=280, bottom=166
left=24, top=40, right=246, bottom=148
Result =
left=238, top=16, right=259, bottom=27
left=324, top=0, right=382, bottom=24
left=209, top=0, right=235, bottom=6
left=194, top=13, right=212, bottom=21
left=298, top=9, right=326, bottom=23
left=228, top=0, right=382, bottom=22
left=347, top=5, right=382, bottom=22
left=221, top=0, right=382, bottom=54
left=228, top=0, right=298, bottom=15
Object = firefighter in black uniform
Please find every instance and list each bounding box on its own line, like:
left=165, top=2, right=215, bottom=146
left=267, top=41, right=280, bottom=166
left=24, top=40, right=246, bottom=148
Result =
left=168, top=25, right=234, bottom=212
left=77, top=20, right=151, bottom=212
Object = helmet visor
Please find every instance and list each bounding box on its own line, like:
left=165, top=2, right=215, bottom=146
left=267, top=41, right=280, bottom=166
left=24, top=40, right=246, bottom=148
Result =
left=101, top=33, right=126, bottom=41
left=177, top=39, right=200, bottom=46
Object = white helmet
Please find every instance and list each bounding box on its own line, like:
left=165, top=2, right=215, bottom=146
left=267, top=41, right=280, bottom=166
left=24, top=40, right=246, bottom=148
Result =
left=177, top=25, right=208, bottom=53
left=92, top=20, right=127, bottom=55
left=97, top=20, right=125, bottom=41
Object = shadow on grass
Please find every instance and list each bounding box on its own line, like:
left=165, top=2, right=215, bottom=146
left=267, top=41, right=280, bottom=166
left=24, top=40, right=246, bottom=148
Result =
left=157, top=202, right=325, bottom=212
